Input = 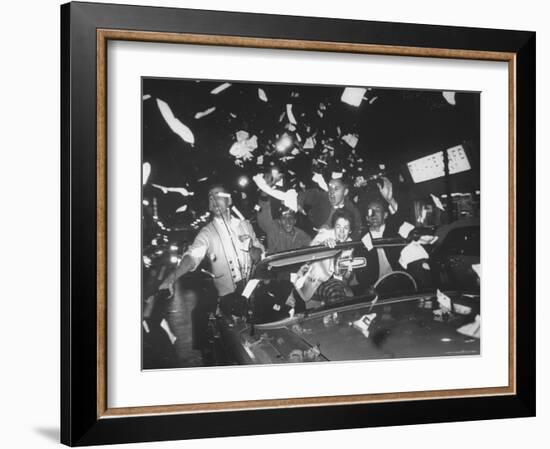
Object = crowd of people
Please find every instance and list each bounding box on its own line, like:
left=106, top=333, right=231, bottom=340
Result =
left=159, top=168, right=429, bottom=309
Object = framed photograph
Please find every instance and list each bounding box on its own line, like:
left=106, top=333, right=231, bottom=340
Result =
left=61, top=1, right=535, bottom=446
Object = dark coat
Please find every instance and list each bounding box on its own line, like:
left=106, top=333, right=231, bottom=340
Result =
left=355, top=212, right=405, bottom=288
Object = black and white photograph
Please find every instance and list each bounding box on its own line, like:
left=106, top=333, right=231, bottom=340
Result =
left=141, top=78, right=481, bottom=370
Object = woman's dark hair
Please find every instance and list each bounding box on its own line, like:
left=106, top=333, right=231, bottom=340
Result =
left=331, top=209, right=354, bottom=230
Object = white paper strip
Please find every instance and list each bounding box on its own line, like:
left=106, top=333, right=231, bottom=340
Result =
left=241, top=279, right=260, bottom=299
left=398, top=221, right=415, bottom=238
left=194, top=106, right=216, bottom=119
left=210, top=82, right=231, bottom=94
left=156, top=99, right=195, bottom=145
left=286, top=104, right=297, bottom=124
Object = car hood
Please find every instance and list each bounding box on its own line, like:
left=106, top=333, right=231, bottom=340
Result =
left=254, top=293, right=479, bottom=362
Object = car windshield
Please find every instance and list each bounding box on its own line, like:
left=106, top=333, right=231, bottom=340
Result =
left=248, top=240, right=419, bottom=325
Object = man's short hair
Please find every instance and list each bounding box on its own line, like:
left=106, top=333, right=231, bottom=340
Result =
left=366, top=196, right=389, bottom=212
left=331, top=209, right=354, bottom=230
left=328, top=176, right=349, bottom=189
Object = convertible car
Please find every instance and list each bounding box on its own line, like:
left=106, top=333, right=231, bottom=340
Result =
left=208, top=238, right=480, bottom=365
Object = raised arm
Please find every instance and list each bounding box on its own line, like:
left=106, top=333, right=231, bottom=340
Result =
left=257, top=198, right=277, bottom=235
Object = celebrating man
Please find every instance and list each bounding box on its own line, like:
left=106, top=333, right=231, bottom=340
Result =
left=159, top=184, right=264, bottom=297
left=253, top=172, right=363, bottom=239
left=257, top=199, right=311, bottom=254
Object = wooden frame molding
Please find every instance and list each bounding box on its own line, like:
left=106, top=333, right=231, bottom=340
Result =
left=95, top=28, right=517, bottom=419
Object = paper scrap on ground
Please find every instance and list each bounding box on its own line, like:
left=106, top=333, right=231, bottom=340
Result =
left=156, top=99, right=195, bottom=145
left=332, top=172, right=343, bottom=179
left=361, top=233, right=374, bottom=251
left=399, top=241, right=429, bottom=269
left=241, top=279, right=260, bottom=299
left=194, top=106, right=216, bottom=119
left=312, top=172, right=329, bottom=191
left=457, top=315, right=480, bottom=338
left=352, top=313, right=377, bottom=338
left=430, top=193, right=445, bottom=210
left=342, top=133, right=359, bottom=148
left=471, top=264, right=481, bottom=278
left=286, top=104, right=297, bottom=124
left=175, top=204, right=188, bottom=213
left=142, top=162, right=151, bottom=185
left=258, top=88, right=268, bottom=102
left=436, top=289, right=452, bottom=312
left=398, top=221, right=415, bottom=239
left=152, top=184, right=194, bottom=196
left=341, top=87, right=367, bottom=107
left=210, top=82, right=231, bottom=94
left=442, top=91, right=456, bottom=105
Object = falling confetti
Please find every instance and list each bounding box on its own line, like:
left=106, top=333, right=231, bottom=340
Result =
left=258, top=88, right=268, bottom=102
left=142, top=94, right=151, bottom=100
left=430, top=193, right=445, bottom=210
left=286, top=104, right=297, bottom=125
left=399, top=241, right=429, bottom=269
left=341, top=87, right=367, bottom=107
left=398, top=221, right=415, bottom=238
left=442, top=91, right=456, bottom=105
left=229, top=131, right=258, bottom=160
left=197, top=177, right=208, bottom=182
left=369, top=96, right=378, bottom=104
left=312, top=173, right=328, bottom=191
left=303, top=137, right=316, bottom=149
left=152, top=184, right=194, bottom=197
left=194, top=106, right=216, bottom=119
left=231, top=206, right=246, bottom=220
left=256, top=155, right=264, bottom=165
left=142, top=162, right=151, bottom=185
left=210, top=82, right=231, bottom=95
left=342, top=133, right=359, bottom=148
left=156, top=99, right=195, bottom=145
left=175, top=204, right=188, bottom=213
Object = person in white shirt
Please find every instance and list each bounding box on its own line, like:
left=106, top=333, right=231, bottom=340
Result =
left=159, top=185, right=264, bottom=298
